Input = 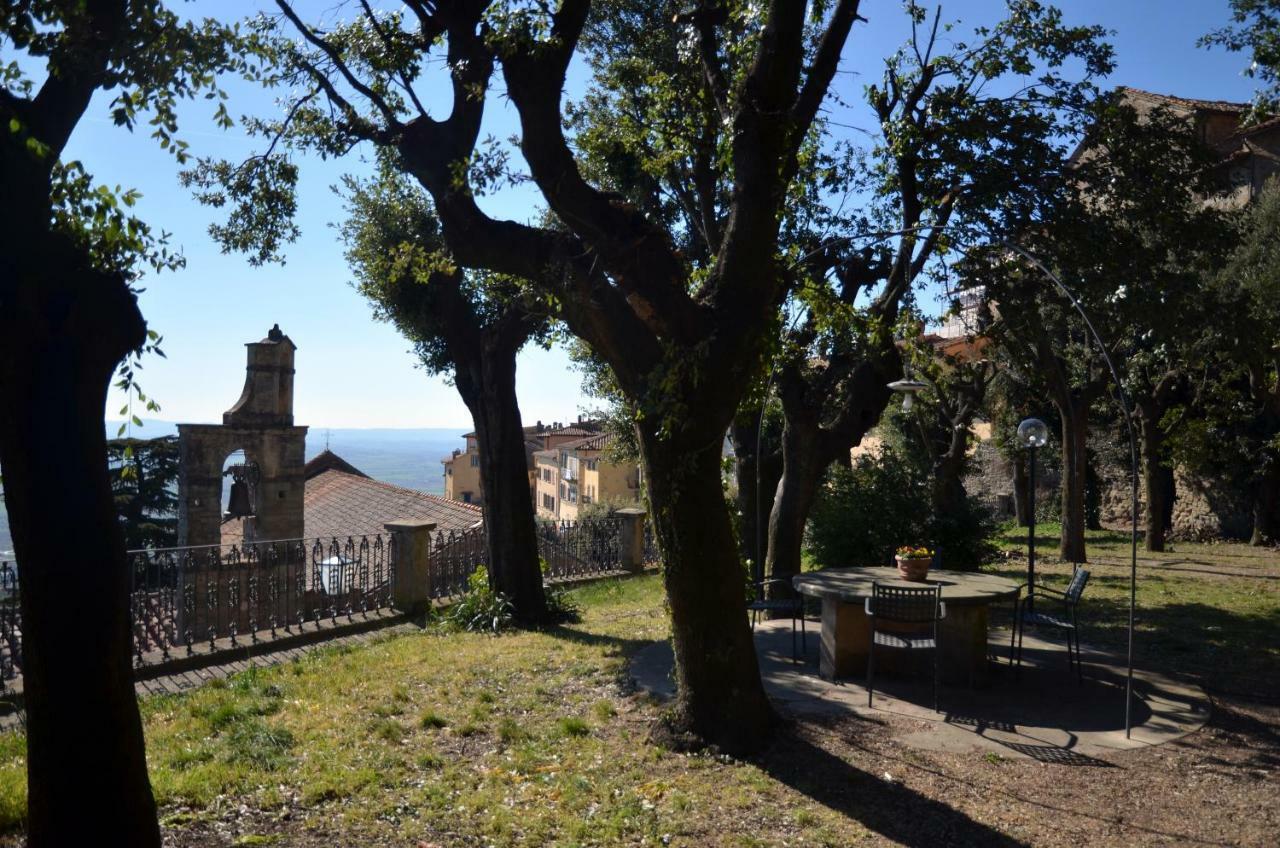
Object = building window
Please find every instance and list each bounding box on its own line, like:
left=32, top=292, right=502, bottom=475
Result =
left=462, top=492, right=472, bottom=503
left=470, top=454, right=479, bottom=467
left=542, top=493, right=555, bottom=510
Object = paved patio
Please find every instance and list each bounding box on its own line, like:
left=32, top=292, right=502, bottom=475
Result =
left=630, top=618, right=1210, bottom=763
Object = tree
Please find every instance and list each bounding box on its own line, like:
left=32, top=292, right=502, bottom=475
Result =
left=902, top=329, right=997, bottom=531
left=108, top=436, right=180, bottom=550
left=761, top=2, right=1110, bottom=589
left=1201, top=0, right=1280, bottom=121
left=193, top=0, right=876, bottom=751
left=986, top=95, right=1232, bottom=559
left=0, top=2, right=255, bottom=843
left=1213, top=181, right=1280, bottom=544
left=339, top=161, right=551, bottom=623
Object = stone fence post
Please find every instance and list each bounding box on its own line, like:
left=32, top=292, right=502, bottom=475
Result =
left=384, top=520, right=436, bottom=613
left=615, top=507, right=646, bottom=574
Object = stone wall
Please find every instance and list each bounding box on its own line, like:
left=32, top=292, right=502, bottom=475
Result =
left=964, top=440, right=1057, bottom=519
left=967, top=439, right=1251, bottom=540
left=1099, top=465, right=1251, bottom=541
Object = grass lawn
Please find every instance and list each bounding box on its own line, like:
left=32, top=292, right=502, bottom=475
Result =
left=0, top=535, right=1274, bottom=846
left=988, top=522, right=1280, bottom=700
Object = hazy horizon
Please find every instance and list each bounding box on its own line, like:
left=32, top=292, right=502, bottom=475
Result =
left=0, top=423, right=472, bottom=556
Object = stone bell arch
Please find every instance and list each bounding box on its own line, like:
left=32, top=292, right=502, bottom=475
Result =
left=177, top=325, right=308, bottom=547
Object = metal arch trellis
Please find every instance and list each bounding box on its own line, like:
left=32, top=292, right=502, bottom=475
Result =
left=757, top=223, right=1141, bottom=739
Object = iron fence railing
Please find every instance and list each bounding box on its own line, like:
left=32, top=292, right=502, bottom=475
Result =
left=538, top=517, right=622, bottom=579
left=0, top=561, right=18, bottom=685
left=128, top=535, right=395, bottom=663
left=0, top=513, right=641, bottom=691
left=0, top=534, right=396, bottom=681
left=429, top=526, right=486, bottom=600
left=643, top=520, right=662, bottom=566
left=429, top=516, right=629, bottom=598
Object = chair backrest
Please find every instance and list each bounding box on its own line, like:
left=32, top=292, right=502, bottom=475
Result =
left=870, top=583, right=940, bottom=623
left=1065, top=568, right=1090, bottom=604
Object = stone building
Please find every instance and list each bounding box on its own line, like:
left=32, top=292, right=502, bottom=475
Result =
left=534, top=431, right=642, bottom=520
left=177, top=325, right=307, bottom=547
left=443, top=418, right=603, bottom=507
left=1114, top=87, right=1280, bottom=208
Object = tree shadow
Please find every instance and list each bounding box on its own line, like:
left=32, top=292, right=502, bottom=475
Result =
left=756, top=728, right=1029, bottom=846
left=542, top=623, right=654, bottom=660
left=1072, top=586, right=1280, bottom=700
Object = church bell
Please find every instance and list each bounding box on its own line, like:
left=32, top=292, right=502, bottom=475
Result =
left=223, top=461, right=260, bottom=520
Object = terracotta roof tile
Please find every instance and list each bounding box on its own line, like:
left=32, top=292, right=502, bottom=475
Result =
left=1118, top=87, right=1253, bottom=114
left=303, top=469, right=482, bottom=540
left=560, top=432, right=614, bottom=452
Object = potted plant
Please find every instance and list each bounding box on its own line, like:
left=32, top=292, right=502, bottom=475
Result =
left=895, top=545, right=934, bottom=581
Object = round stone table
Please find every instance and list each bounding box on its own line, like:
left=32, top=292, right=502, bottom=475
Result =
left=793, top=567, right=1021, bottom=685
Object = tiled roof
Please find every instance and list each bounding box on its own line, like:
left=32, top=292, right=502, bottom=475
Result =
left=304, top=449, right=369, bottom=480
left=1118, top=87, right=1252, bottom=115
left=548, top=426, right=599, bottom=438
left=561, top=431, right=614, bottom=452
left=304, top=469, right=482, bottom=539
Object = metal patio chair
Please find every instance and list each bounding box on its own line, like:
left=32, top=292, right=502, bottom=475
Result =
left=748, top=578, right=807, bottom=663
left=1011, top=567, right=1091, bottom=683
left=866, top=582, right=945, bottom=712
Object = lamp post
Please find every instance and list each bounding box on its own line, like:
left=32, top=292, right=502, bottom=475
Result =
left=1017, top=418, right=1050, bottom=612
left=887, top=377, right=928, bottom=411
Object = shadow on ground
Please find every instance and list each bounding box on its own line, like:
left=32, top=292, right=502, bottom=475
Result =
left=757, top=727, right=1029, bottom=846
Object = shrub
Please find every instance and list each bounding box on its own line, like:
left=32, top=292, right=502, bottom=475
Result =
left=443, top=566, right=514, bottom=633
left=543, top=585, right=582, bottom=624
left=807, top=446, right=997, bottom=570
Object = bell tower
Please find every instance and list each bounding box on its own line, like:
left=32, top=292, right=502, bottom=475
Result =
left=177, top=325, right=308, bottom=547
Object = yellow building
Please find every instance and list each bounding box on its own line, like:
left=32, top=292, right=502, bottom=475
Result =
left=442, top=433, right=483, bottom=504
left=445, top=420, right=605, bottom=508
left=534, top=432, right=642, bottom=520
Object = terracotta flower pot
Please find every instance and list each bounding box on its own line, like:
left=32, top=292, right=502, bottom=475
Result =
left=895, top=555, right=931, bottom=582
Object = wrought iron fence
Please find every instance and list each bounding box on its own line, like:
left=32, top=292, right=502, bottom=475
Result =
left=428, top=516, right=628, bottom=599
left=538, top=517, right=622, bottom=579
left=643, top=520, right=662, bottom=566
left=127, top=534, right=395, bottom=663
left=0, top=535, right=396, bottom=682
left=0, top=513, right=641, bottom=691
left=429, top=526, right=486, bottom=600
left=0, top=561, right=19, bottom=685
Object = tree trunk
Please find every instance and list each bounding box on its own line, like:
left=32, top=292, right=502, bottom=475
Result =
left=1139, top=415, right=1169, bottom=552
left=459, top=340, right=547, bottom=624
left=1012, top=453, right=1031, bottom=527
left=0, top=257, right=160, bottom=846
left=1057, top=401, right=1089, bottom=563
left=640, top=432, right=776, bottom=753
left=1250, top=453, right=1280, bottom=547
left=764, top=419, right=829, bottom=597
left=931, top=421, right=970, bottom=521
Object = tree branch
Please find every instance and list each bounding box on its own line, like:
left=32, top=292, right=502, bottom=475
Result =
left=499, top=0, right=701, bottom=343
left=276, top=0, right=402, bottom=129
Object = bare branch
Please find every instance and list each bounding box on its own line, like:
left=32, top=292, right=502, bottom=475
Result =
left=275, top=0, right=401, bottom=129
left=358, top=0, right=428, bottom=118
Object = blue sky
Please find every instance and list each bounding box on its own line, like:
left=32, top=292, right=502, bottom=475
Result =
left=28, top=0, right=1263, bottom=429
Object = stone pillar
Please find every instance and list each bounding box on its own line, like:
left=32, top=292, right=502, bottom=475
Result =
left=615, top=507, right=646, bottom=574
left=385, top=520, right=437, bottom=613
